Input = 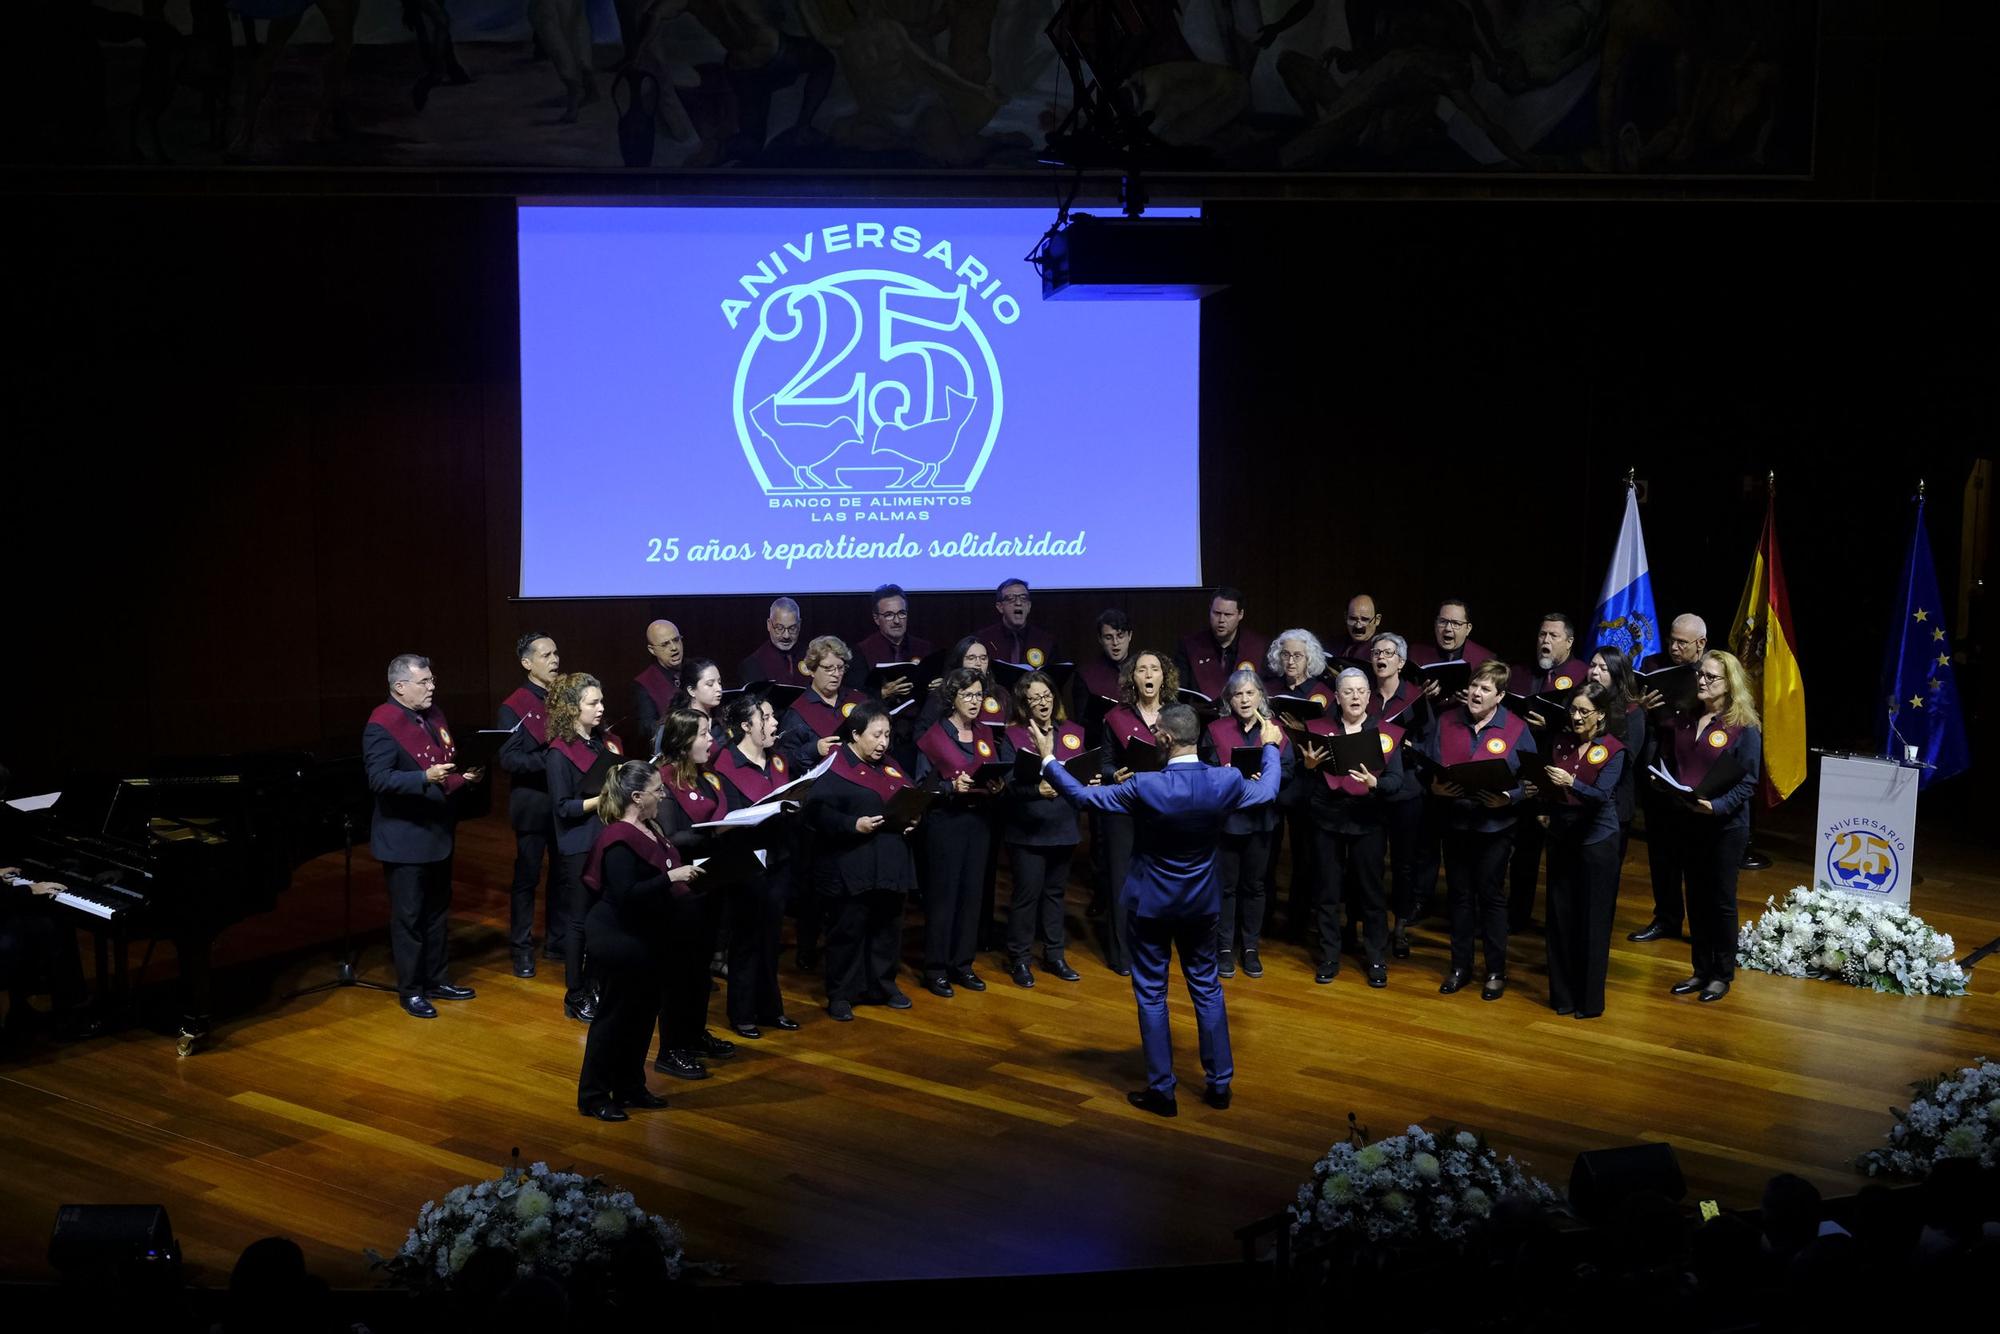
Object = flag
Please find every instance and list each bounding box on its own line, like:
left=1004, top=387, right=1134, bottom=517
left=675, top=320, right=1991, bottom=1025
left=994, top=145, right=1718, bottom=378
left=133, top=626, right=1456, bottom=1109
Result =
left=1881, top=493, right=1970, bottom=787
left=1591, top=481, right=1661, bottom=663
left=1730, top=490, right=1807, bottom=807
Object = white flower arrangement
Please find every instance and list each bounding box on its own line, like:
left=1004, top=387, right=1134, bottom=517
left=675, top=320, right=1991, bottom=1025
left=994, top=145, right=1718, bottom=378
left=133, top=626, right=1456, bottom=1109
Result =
left=1289, top=1118, right=1559, bottom=1249
left=1736, top=883, right=1967, bottom=996
left=1858, top=1058, right=2000, bottom=1178
left=369, top=1151, right=688, bottom=1293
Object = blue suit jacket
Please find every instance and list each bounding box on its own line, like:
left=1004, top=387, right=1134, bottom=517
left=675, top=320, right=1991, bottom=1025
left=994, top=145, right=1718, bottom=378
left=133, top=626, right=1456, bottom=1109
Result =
left=1045, top=748, right=1281, bottom=919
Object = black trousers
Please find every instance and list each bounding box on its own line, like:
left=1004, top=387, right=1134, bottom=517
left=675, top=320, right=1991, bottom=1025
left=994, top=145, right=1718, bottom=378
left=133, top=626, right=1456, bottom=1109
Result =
left=1546, top=830, right=1620, bottom=1015
left=1215, top=829, right=1271, bottom=955
left=1410, top=799, right=1447, bottom=914
left=1383, top=795, right=1424, bottom=922
left=1643, top=793, right=1688, bottom=932
left=383, top=859, right=454, bottom=995
left=1273, top=802, right=1316, bottom=935
left=508, top=826, right=552, bottom=957
left=577, top=948, right=662, bottom=1112
left=1314, top=824, right=1389, bottom=967
left=1087, top=811, right=1111, bottom=912
left=0, top=910, right=88, bottom=1012
left=556, top=850, right=593, bottom=1007
left=1007, top=843, right=1074, bottom=963
left=1684, top=819, right=1749, bottom=982
left=726, top=866, right=789, bottom=1028
left=824, top=890, right=905, bottom=1004
left=656, top=889, right=721, bottom=1055
left=1098, top=812, right=1135, bottom=971
left=1443, top=827, right=1515, bottom=978
left=1507, top=815, right=1545, bottom=930
left=922, top=806, right=991, bottom=976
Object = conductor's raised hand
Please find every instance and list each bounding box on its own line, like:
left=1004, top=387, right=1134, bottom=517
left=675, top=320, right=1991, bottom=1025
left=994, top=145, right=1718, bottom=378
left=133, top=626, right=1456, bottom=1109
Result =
left=1257, top=716, right=1284, bottom=748
left=1028, top=720, right=1057, bottom=760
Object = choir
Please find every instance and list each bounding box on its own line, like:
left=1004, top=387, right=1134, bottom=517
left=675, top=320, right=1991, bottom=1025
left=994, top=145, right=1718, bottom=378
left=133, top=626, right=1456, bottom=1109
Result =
left=368, top=581, right=1763, bottom=1119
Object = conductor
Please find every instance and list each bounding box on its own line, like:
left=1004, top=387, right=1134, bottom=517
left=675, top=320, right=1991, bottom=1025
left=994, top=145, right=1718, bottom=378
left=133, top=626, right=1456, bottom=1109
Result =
left=1031, top=704, right=1282, bottom=1117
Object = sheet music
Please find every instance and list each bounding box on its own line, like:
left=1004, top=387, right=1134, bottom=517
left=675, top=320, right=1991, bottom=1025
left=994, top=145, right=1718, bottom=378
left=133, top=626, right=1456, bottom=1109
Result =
left=5, top=792, right=60, bottom=813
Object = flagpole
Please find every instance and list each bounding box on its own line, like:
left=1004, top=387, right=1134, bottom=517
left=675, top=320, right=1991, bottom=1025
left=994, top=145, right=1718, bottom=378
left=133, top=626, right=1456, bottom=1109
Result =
left=1741, top=470, right=1776, bottom=871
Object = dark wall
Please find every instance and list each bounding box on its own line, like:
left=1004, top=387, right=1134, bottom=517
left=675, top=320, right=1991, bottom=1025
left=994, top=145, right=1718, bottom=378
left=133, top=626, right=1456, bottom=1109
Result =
left=6, top=196, right=1993, bottom=816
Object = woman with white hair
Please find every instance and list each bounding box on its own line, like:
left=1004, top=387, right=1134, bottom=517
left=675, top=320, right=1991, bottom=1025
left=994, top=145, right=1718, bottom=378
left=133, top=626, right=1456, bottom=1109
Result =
left=1202, top=667, right=1295, bottom=978
left=1266, top=629, right=1334, bottom=943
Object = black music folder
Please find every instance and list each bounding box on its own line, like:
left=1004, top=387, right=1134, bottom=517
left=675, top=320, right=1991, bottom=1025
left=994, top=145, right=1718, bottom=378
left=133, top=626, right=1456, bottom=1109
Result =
left=990, top=659, right=1076, bottom=692
left=1324, top=727, right=1387, bottom=777
left=722, top=680, right=809, bottom=714
left=1409, top=659, right=1471, bottom=698
left=1013, top=748, right=1100, bottom=784
left=1228, top=747, right=1268, bottom=780
left=1648, top=755, right=1748, bottom=801
left=1270, top=692, right=1328, bottom=723
left=882, top=786, right=933, bottom=832
left=1113, top=733, right=1163, bottom=773
left=1639, top=661, right=1698, bottom=711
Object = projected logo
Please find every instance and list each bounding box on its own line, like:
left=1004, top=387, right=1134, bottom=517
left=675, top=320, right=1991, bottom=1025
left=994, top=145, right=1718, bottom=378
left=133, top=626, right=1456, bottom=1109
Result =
left=733, top=271, right=1002, bottom=494
left=1826, top=830, right=1899, bottom=895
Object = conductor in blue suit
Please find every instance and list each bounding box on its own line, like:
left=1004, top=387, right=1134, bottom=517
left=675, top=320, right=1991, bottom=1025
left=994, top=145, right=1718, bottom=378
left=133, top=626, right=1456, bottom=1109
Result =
left=1032, top=704, right=1283, bottom=1116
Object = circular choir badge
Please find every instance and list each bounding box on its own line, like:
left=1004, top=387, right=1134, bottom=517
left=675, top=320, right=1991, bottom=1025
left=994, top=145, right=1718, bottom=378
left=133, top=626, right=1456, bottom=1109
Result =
left=1554, top=675, right=1574, bottom=690
left=705, top=773, right=721, bottom=789
left=1586, top=744, right=1609, bottom=765
left=885, top=766, right=903, bottom=779
left=1707, top=730, right=1729, bottom=749
left=1380, top=734, right=1395, bottom=754
left=983, top=697, right=1001, bottom=715
left=976, top=739, right=993, bottom=758
left=438, top=727, right=454, bottom=747
left=1026, top=648, right=1045, bottom=667
left=1484, top=736, right=1509, bottom=755
left=841, top=702, right=856, bottom=717
left=1062, top=733, right=1082, bottom=751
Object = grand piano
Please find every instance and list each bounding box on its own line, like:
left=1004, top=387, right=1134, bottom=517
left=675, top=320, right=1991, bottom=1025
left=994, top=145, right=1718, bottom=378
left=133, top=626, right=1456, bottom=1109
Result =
left=3, top=752, right=369, bottom=1055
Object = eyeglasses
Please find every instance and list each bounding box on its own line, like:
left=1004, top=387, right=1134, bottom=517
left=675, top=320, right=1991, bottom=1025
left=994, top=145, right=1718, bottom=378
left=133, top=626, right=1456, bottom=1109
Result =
left=877, top=609, right=908, bottom=620
left=1694, top=671, right=1724, bottom=683
left=1279, top=649, right=1307, bottom=660
left=999, top=594, right=1031, bottom=606
left=1347, top=616, right=1377, bottom=625
left=1435, top=617, right=1469, bottom=629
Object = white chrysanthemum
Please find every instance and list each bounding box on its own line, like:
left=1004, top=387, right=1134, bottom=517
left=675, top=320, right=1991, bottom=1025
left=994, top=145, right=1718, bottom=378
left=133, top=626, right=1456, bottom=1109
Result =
left=514, top=1186, right=552, bottom=1222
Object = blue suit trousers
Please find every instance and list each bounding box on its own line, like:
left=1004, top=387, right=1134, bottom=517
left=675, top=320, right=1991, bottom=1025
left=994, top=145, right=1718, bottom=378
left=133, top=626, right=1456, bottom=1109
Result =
left=1128, top=909, right=1232, bottom=1097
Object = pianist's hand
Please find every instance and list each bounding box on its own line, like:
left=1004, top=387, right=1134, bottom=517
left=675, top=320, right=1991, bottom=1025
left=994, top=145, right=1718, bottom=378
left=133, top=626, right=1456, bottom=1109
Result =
left=0, top=866, right=17, bottom=880
left=31, top=882, right=64, bottom=897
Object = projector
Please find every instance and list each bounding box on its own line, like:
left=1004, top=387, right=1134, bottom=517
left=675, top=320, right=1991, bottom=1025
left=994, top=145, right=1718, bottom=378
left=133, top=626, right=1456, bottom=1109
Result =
left=1038, top=215, right=1231, bottom=301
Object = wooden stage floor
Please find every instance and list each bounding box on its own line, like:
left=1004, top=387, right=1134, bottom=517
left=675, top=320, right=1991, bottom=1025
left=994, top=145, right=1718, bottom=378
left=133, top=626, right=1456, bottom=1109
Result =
left=4, top=814, right=1997, bottom=1287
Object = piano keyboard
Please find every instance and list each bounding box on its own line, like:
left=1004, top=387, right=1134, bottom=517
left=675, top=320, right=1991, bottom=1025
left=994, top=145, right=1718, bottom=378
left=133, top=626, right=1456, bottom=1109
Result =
left=9, top=873, right=149, bottom=923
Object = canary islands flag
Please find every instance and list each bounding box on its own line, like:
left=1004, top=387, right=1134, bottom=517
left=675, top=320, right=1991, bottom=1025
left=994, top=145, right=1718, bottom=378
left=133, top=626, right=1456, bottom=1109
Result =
left=1881, top=494, right=1970, bottom=787
left=1592, top=481, right=1660, bottom=663
left=1731, top=491, right=1806, bottom=807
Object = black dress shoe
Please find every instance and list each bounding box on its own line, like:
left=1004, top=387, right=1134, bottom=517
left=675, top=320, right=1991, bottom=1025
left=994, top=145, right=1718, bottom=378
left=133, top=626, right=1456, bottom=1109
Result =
left=1554, top=1004, right=1574, bottom=1016
left=1010, top=961, right=1035, bottom=988
left=768, top=1014, right=800, bottom=1031
left=1241, top=948, right=1264, bottom=978
left=1627, top=921, right=1680, bottom=943
left=1391, top=926, right=1411, bottom=959
left=512, top=955, right=537, bottom=978
left=1126, top=1089, right=1179, bottom=1118
left=1481, top=974, right=1506, bottom=1001
left=425, top=983, right=476, bottom=1001
left=1203, top=1085, right=1232, bottom=1110
left=694, top=1031, right=736, bottom=1059
left=923, top=975, right=956, bottom=999
left=580, top=1103, right=629, bottom=1122
left=542, top=943, right=564, bottom=961
left=1217, top=949, right=1236, bottom=978
left=884, top=989, right=913, bottom=1010
left=1366, top=964, right=1388, bottom=989
left=827, top=1000, right=854, bottom=1022
left=1575, top=1010, right=1602, bottom=1020
left=1043, top=956, right=1081, bottom=982
left=950, top=967, right=986, bottom=992
left=617, top=1089, right=669, bottom=1110
left=563, top=997, right=596, bottom=1023
left=1699, top=979, right=1731, bottom=1003
left=653, top=1050, right=709, bottom=1080
left=1112, top=966, right=1132, bottom=978
left=1314, top=962, right=1339, bottom=984
left=1670, top=975, right=1706, bottom=996
left=1439, top=969, right=1469, bottom=995
left=732, top=1024, right=763, bottom=1040
left=400, top=994, right=439, bottom=1019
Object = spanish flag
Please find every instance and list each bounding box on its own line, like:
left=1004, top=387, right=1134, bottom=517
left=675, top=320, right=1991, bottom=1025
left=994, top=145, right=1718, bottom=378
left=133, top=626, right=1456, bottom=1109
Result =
left=1731, top=488, right=1807, bottom=806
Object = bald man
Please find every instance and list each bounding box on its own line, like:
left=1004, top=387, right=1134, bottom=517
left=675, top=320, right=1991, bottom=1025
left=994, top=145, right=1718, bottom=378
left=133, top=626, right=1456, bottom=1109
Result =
left=632, top=619, right=686, bottom=749
left=1336, top=594, right=1382, bottom=664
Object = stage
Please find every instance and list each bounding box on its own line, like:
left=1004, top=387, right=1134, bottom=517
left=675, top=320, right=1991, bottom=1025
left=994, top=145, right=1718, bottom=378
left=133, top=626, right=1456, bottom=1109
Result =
left=3, top=814, right=1996, bottom=1288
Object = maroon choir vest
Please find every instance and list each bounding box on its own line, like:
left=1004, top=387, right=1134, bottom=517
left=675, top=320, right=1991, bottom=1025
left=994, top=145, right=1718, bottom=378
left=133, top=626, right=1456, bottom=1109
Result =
left=1547, top=732, right=1623, bottom=806
left=1178, top=629, right=1270, bottom=699
left=662, top=766, right=729, bottom=824
left=834, top=747, right=912, bottom=801
left=1412, top=640, right=1496, bottom=667
left=1670, top=713, right=1744, bottom=785
left=1103, top=704, right=1162, bottom=750
left=1335, top=639, right=1375, bottom=663
left=977, top=622, right=1056, bottom=669
left=918, top=721, right=999, bottom=781
left=978, top=687, right=1010, bottom=727
left=716, top=745, right=789, bottom=802
left=1436, top=707, right=1529, bottom=767
left=791, top=690, right=867, bottom=738
left=1007, top=720, right=1086, bottom=763
left=581, top=819, right=683, bottom=893
left=1319, top=719, right=1402, bottom=796
left=1540, top=659, right=1588, bottom=694
left=633, top=662, right=680, bottom=716
left=854, top=631, right=932, bottom=665
left=369, top=702, right=465, bottom=794
left=1370, top=679, right=1421, bottom=726
left=1076, top=656, right=1124, bottom=702
left=550, top=730, right=627, bottom=774
left=748, top=640, right=807, bottom=682
left=501, top=686, right=549, bottom=744
left=1274, top=678, right=1336, bottom=716
left=1206, top=716, right=1292, bottom=764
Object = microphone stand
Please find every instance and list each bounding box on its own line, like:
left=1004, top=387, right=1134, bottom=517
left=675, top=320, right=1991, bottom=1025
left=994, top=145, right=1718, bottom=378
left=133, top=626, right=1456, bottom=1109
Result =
left=285, top=810, right=396, bottom=998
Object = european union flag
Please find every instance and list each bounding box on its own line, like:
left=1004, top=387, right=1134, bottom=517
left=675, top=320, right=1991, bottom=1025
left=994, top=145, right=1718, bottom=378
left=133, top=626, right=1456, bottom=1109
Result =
left=1881, top=494, right=1970, bottom=787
